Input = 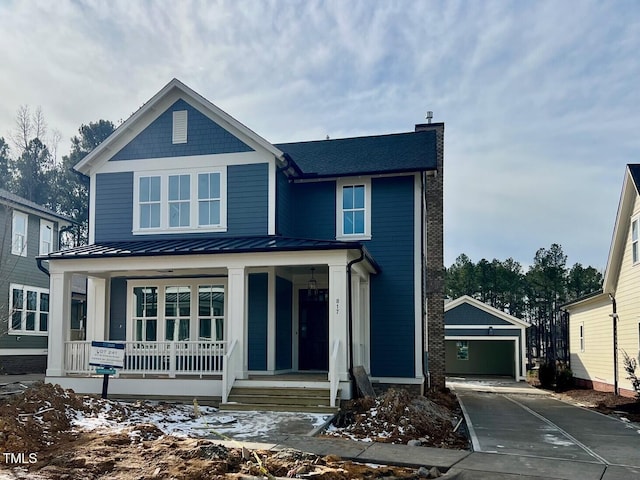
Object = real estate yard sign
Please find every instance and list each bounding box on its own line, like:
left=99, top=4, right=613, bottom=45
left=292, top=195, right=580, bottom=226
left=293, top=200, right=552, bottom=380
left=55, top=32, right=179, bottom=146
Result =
left=89, top=341, right=125, bottom=399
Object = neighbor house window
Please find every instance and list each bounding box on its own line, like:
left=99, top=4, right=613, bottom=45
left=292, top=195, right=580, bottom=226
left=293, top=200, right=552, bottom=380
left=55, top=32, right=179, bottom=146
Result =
left=9, top=284, right=49, bottom=334
left=139, top=176, right=161, bottom=229
left=633, top=218, right=640, bottom=264
left=168, top=174, right=190, bottom=227
left=134, top=169, right=226, bottom=234
left=39, top=220, right=53, bottom=255
left=172, top=110, right=188, bottom=144
left=579, top=322, right=585, bottom=352
left=456, top=341, right=469, bottom=360
left=12, top=211, right=28, bottom=256
left=336, top=178, right=371, bottom=239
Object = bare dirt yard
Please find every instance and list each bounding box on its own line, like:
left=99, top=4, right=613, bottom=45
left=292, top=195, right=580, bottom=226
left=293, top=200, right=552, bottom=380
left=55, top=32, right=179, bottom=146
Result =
left=0, top=383, right=466, bottom=479
left=554, top=388, right=640, bottom=423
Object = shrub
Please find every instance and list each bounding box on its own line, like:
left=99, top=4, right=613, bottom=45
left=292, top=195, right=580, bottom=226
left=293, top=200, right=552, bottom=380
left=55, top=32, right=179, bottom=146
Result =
left=622, top=350, right=640, bottom=401
left=555, top=366, right=574, bottom=392
left=538, top=363, right=556, bottom=389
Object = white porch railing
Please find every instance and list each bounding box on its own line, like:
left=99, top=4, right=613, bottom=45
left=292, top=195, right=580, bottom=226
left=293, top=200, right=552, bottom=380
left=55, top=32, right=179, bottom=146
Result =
left=329, top=339, right=341, bottom=407
left=64, top=341, right=226, bottom=378
left=222, top=339, right=239, bottom=404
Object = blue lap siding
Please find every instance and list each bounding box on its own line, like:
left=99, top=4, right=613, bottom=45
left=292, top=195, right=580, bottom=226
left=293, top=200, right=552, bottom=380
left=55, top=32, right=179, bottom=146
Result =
left=110, top=99, right=253, bottom=161
left=367, top=176, right=415, bottom=378
left=248, top=273, right=268, bottom=371
left=94, top=163, right=269, bottom=242
left=291, top=181, right=336, bottom=238
left=275, top=276, right=293, bottom=370
left=109, top=278, right=127, bottom=341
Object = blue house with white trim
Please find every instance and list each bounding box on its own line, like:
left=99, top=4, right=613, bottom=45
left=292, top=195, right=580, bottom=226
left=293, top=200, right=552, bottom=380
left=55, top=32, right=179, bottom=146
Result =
left=41, top=79, right=444, bottom=408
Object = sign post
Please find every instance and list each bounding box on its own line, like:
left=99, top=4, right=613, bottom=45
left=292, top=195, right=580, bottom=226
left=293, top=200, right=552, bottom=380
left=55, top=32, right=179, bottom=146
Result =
left=89, top=341, right=125, bottom=399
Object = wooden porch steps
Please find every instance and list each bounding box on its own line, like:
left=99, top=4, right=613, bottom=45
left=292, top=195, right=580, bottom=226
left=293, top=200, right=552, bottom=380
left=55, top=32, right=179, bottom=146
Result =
left=219, top=386, right=339, bottom=413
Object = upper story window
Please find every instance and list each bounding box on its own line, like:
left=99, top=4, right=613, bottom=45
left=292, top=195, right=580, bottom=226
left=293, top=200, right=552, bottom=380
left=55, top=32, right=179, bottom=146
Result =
left=9, top=284, right=49, bottom=335
left=12, top=211, right=28, bottom=256
left=336, top=178, right=371, bottom=240
left=134, top=168, right=227, bottom=234
left=633, top=217, right=639, bottom=264
left=172, top=110, right=188, bottom=144
left=39, top=220, right=54, bottom=255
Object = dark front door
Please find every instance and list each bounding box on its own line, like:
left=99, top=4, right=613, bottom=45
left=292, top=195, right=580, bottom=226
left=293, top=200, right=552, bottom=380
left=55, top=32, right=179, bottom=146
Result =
left=298, top=289, right=329, bottom=371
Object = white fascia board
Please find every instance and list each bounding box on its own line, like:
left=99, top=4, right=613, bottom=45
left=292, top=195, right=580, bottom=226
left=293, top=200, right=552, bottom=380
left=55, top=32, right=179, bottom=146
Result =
left=48, top=249, right=351, bottom=275
left=603, top=167, right=636, bottom=293
left=445, top=295, right=530, bottom=328
left=76, top=79, right=284, bottom=176
left=563, top=291, right=609, bottom=312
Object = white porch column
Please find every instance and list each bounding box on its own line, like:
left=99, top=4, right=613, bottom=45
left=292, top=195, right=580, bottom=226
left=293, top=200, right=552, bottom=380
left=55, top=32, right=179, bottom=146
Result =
left=328, top=262, right=349, bottom=387
left=350, top=272, right=362, bottom=365
left=46, top=272, right=72, bottom=377
left=227, top=266, right=247, bottom=379
left=86, top=277, right=107, bottom=341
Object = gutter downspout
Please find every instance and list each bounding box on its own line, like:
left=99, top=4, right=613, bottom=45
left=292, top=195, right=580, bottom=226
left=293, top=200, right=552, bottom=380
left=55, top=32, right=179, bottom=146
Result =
left=36, top=257, right=50, bottom=277
left=608, top=293, right=619, bottom=396
left=347, top=247, right=365, bottom=398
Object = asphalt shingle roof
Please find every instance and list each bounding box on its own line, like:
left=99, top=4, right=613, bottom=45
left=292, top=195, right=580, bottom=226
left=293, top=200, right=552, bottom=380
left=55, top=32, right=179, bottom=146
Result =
left=276, top=129, right=437, bottom=178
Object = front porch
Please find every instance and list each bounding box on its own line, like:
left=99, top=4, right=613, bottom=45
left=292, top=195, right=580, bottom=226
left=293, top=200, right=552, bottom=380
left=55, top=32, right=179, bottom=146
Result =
left=43, top=238, right=377, bottom=408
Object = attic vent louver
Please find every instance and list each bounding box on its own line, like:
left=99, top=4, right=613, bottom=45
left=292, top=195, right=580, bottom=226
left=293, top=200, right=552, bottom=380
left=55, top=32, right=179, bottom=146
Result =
left=172, top=110, right=188, bottom=144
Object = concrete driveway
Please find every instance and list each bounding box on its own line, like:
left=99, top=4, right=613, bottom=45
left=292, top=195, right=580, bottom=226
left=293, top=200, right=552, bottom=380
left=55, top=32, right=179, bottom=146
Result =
left=448, top=377, right=640, bottom=480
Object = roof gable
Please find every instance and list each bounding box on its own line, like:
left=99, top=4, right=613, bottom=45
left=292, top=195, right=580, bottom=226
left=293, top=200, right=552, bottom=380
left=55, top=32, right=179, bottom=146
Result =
left=75, top=79, right=284, bottom=176
left=109, top=99, right=254, bottom=161
left=0, top=188, right=74, bottom=225
left=276, top=130, right=437, bottom=178
left=603, top=164, right=640, bottom=293
left=444, top=295, right=530, bottom=328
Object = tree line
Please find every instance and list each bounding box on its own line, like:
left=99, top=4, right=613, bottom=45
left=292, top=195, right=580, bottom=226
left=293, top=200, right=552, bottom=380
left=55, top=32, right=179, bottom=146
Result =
left=0, top=106, right=115, bottom=246
left=446, top=244, right=603, bottom=365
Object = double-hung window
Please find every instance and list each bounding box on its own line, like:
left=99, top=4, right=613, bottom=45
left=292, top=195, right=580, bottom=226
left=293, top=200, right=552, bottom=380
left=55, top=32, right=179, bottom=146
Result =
left=168, top=174, right=190, bottom=227
left=39, top=220, right=53, bottom=255
left=633, top=217, right=639, bottom=264
left=9, top=284, right=49, bottom=334
left=165, top=286, right=191, bottom=341
left=139, top=176, right=161, bottom=229
left=12, top=211, right=28, bottom=256
left=134, top=169, right=226, bottom=233
left=198, top=285, right=225, bottom=341
left=336, top=178, right=371, bottom=240
left=133, top=286, right=158, bottom=341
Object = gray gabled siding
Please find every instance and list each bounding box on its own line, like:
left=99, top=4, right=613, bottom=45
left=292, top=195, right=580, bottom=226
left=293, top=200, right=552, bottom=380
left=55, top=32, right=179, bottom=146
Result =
left=94, top=163, right=269, bottom=242
left=445, top=303, right=513, bottom=326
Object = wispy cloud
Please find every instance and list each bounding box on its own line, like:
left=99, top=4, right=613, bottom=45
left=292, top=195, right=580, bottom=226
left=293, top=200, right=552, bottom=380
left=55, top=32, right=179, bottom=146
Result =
left=0, top=0, right=638, bottom=268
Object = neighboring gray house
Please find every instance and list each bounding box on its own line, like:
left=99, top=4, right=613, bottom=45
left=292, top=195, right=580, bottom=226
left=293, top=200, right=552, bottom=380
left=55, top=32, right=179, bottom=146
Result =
left=0, top=189, right=74, bottom=373
left=445, top=296, right=529, bottom=380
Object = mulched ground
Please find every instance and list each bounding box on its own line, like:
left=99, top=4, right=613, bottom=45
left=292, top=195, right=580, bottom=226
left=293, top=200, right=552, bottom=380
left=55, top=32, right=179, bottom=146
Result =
left=554, top=388, right=640, bottom=422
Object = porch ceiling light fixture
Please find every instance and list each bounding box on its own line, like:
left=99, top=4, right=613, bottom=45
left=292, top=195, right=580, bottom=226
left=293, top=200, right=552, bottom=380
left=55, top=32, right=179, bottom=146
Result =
left=308, top=267, right=318, bottom=297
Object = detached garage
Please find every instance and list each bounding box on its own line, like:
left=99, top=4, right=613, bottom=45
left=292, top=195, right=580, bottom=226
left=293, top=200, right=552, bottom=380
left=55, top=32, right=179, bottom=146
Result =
left=445, top=296, right=529, bottom=380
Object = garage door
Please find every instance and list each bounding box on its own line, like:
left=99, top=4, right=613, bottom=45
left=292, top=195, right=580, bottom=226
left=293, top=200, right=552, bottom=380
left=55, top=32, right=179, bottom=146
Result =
left=445, top=339, right=515, bottom=377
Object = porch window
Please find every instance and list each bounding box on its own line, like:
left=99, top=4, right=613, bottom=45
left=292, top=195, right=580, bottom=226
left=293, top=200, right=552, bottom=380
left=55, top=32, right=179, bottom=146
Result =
left=9, top=284, right=49, bottom=334
left=133, top=286, right=158, bottom=341
left=336, top=178, right=371, bottom=240
left=139, top=176, right=161, bottom=229
left=633, top=217, right=639, bottom=264
left=198, top=285, right=225, bottom=341
left=165, top=286, right=191, bottom=341
left=168, top=175, right=190, bottom=227
left=12, top=211, right=28, bottom=256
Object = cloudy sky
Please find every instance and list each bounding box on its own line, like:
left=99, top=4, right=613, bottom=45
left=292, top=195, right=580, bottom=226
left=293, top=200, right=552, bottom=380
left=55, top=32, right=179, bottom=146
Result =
left=1, top=0, right=638, bottom=270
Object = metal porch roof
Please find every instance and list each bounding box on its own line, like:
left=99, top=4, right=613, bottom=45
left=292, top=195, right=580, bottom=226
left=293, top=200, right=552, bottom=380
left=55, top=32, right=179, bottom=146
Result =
left=41, top=236, right=379, bottom=271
